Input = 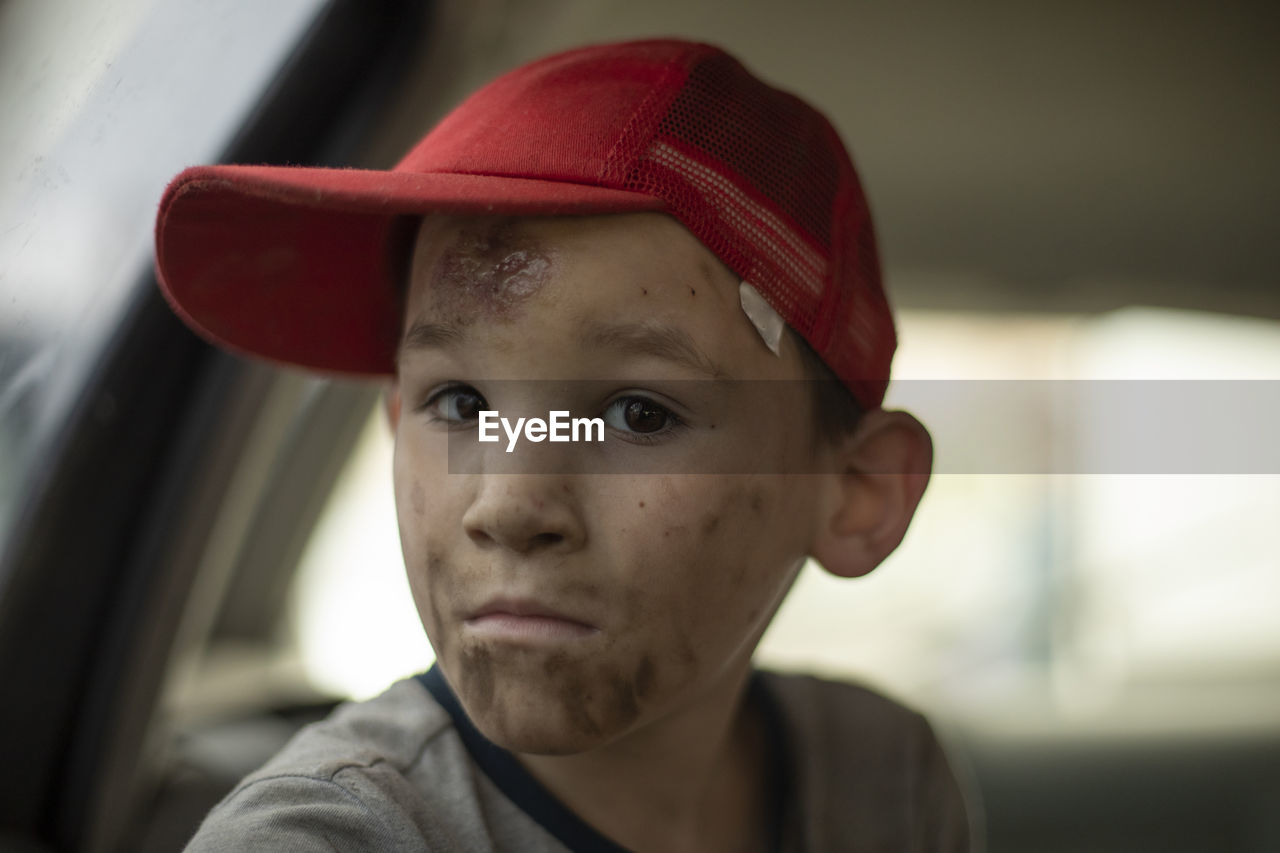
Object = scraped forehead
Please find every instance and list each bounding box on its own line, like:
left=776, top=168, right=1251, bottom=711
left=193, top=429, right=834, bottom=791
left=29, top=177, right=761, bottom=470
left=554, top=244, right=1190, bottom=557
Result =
left=401, top=213, right=790, bottom=367
left=407, top=216, right=555, bottom=326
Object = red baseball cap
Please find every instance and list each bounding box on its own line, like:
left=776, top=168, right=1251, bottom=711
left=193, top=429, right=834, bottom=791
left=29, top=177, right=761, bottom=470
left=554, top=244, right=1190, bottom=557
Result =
left=155, top=38, right=895, bottom=408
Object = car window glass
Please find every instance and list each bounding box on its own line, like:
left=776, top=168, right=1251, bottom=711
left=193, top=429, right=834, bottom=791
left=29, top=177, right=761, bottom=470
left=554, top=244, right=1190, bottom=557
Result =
left=0, top=0, right=325, bottom=557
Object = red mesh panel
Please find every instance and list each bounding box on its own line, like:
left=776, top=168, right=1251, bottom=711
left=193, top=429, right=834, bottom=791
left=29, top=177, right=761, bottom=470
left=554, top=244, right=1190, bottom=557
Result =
left=655, top=52, right=840, bottom=248
left=830, top=209, right=894, bottom=407
left=613, top=47, right=891, bottom=404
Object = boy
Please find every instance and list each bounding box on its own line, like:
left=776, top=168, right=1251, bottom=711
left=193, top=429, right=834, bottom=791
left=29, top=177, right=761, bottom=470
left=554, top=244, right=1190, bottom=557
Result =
left=157, top=39, right=974, bottom=852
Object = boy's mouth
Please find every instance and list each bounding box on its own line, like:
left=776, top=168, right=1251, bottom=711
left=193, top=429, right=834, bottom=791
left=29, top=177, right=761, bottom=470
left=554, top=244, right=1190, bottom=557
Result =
left=464, top=597, right=599, bottom=642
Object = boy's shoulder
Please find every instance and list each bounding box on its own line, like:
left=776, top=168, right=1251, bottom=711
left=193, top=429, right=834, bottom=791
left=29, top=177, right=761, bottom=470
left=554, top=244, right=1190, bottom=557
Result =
left=184, top=670, right=975, bottom=852
left=762, top=670, right=976, bottom=852
left=763, top=667, right=931, bottom=730
left=183, top=675, right=563, bottom=852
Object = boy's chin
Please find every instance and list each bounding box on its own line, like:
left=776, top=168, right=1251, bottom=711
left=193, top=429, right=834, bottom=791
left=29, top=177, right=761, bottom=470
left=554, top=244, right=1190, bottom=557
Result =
left=442, top=642, right=662, bottom=755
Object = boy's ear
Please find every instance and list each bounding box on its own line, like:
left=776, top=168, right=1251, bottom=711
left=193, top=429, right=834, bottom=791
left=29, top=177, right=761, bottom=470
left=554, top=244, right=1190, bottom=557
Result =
left=811, top=409, right=933, bottom=579
left=384, top=383, right=402, bottom=432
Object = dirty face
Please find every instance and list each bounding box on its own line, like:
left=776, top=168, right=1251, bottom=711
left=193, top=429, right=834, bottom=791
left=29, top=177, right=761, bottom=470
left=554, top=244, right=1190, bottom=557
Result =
left=393, top=213, right=831, bottom=755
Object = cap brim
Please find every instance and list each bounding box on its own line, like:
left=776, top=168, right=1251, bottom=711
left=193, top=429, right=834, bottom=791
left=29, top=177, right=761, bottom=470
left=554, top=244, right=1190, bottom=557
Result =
left=155, top=164, right=665, bottom=376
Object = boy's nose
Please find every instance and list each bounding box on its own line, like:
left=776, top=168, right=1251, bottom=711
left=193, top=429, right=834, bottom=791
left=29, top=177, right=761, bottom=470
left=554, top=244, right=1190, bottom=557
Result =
left=461, top=475, right=585, bottom=555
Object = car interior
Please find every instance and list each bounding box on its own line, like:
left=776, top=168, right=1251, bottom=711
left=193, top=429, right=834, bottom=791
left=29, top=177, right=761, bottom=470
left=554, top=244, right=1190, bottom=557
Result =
left=1, top=0, right=1277, bottom=851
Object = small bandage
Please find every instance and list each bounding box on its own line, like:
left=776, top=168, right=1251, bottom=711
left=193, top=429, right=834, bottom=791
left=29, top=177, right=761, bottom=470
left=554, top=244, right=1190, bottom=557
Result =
left=739, top=281, right=784, bottom=356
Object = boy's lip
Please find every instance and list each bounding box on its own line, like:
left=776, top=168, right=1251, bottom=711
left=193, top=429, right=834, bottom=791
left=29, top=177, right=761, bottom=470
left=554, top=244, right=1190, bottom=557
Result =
left=464, top=596, right=599, bottom=635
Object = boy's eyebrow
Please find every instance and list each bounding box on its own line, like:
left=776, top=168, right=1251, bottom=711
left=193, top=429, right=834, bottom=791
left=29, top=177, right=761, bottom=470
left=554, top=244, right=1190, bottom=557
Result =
left=578, top=320, right=729, bottom=379
left=400, top=317, right=729, bottom=379
left=401, top=319, right=466, bottom=350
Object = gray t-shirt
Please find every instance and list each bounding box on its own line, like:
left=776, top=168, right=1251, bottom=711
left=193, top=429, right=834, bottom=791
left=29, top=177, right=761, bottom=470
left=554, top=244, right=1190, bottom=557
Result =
left=183, top=668, right=975, bottom=851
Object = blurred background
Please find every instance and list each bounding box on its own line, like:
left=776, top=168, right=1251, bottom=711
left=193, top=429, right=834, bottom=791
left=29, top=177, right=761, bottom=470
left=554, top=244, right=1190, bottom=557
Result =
left=1, top=0, right=1277, bottom=851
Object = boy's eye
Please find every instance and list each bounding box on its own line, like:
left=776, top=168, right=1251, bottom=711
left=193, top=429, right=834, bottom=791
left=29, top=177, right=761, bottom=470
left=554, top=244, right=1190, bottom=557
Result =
left=424, top=384, right=487, bottom=423
left=603, top=395, right=676, bottom=435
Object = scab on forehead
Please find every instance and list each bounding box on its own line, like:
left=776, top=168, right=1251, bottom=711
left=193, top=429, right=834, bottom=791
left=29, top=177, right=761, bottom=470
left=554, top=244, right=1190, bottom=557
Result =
left=424, top=218, right=554, bottom=322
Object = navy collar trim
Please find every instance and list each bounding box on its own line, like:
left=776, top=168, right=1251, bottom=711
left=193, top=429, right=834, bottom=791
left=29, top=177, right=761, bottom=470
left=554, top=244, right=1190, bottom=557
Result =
left=418, top=666, right=631, bottom=853
left=417, top=666, right=791, bottom=853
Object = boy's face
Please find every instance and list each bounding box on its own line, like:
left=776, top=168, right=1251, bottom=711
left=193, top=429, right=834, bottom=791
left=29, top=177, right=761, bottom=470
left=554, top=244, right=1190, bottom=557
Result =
left=392, top=213, right=835, bottom=754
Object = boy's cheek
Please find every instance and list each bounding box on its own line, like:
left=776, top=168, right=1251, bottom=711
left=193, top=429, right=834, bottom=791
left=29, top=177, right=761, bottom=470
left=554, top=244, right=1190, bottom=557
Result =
left=401, top=544, right=444, bottom=650
left=451, top=640, right=666, bottom=754
left=392, top=452, right=469, bottom=660
left=392, top=430, right=456, bottom=523
left=659, top=476, right=809, bottom=634
left=623, top=476, right=788, bottom=613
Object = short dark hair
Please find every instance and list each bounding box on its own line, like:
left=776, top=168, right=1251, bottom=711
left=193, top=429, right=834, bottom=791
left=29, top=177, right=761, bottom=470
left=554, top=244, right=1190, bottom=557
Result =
left=790, top=329, right=865, bottom=446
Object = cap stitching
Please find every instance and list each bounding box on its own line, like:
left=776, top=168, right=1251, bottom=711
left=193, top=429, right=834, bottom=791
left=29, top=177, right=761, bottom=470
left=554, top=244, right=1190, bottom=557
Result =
left=599, top=47, right=704, bottom=186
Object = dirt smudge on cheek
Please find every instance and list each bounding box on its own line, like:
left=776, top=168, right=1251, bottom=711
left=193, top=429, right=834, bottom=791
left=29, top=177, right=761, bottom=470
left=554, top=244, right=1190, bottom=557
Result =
left=460, top=644, right=496, bottom=716
left=691, top=480, right=777, bottom=623
left=577, top=657, right=656, bottom=738
left=423, top=549, right=451, bottom=658
left=425, top=551, right=444, bottom=608
left=544, top=652, right=603, bottom=738
left=740, top=484, right=777, bottom=582
left=410, top=482, right=426, bottom=516
left=605, top=669, right=640, bottom=730
left=541, top=648, right=645, bottom=740
left=633, top=655, right=656, bottom=702
left=533, top=591, right=664, bottom=741
left=647, top=576, right=702, bottom=706
left=648, top=628, right=701, bottom=717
